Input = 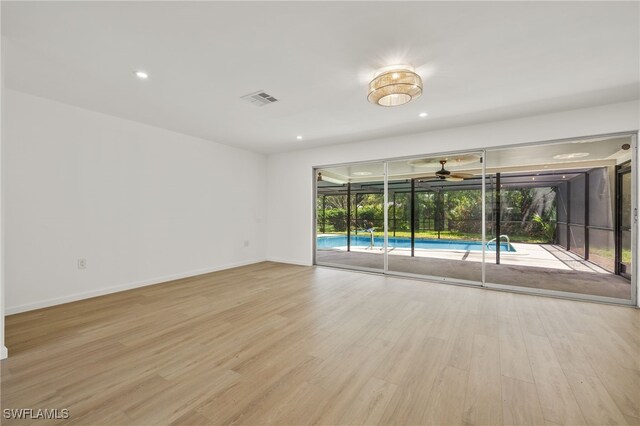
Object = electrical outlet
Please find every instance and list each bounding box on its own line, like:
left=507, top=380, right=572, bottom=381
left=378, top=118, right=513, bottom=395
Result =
left=244, top=240, right=250, bottom=247
left=77, top=258, right=87, bottom=269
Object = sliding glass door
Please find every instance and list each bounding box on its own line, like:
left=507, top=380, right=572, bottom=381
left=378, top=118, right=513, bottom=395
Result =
left=314, top=133, right=636, bottom=305
left=483, top=136, right=635, bottom=302
left=315, top=162, right=385, bottom=272
left=385, top=153, right=484, bottom=285
left=315, top=151, right=485, bottom=286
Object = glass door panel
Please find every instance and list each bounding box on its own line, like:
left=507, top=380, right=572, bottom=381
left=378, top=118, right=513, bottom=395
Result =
left=315, top=162, right=385, bottom=272
left=484, top=136, right=633, bottom=302
left=385, top=152, right=484, bottom=284
left=618, top=167, right=632, bottom=278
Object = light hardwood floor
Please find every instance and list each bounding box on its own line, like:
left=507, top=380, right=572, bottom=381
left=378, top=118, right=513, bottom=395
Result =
left=1, top=262, right=639, bottom=425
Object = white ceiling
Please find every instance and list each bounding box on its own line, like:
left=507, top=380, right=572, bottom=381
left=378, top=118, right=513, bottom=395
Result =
left=3, top=2, right=639, bottom=154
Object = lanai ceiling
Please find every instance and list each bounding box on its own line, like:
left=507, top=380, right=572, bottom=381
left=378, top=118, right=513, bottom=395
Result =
left=318, top=135, right=632, bottom=183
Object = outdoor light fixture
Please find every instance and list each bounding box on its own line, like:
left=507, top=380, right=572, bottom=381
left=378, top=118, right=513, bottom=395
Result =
left=317, top=171, right=346, bottom=185
left=368, top=65, right=422, bottom=107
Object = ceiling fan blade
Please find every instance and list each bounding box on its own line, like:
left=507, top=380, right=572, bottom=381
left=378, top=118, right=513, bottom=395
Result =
left=450, top=172, right=475, bottom=179
left=445, top=176, right=464, bottom=182
left=414, top=173, right=438, bottom=179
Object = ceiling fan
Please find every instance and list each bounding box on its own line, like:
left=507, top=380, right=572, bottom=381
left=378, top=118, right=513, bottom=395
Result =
left=421, top=160, right=475, bottom=182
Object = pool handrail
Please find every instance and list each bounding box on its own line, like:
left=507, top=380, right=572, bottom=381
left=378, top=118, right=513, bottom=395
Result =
left=487, top=234, right=511, bottom=252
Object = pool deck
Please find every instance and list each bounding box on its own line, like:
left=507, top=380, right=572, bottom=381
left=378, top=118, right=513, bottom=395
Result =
left=322, top=243, right=610, bottom=273
left=316, top=243, right=630, bottom=299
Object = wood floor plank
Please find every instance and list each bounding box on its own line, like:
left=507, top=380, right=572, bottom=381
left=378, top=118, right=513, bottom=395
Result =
left=523, top=332, right=587, bottom=425
left=379, top=337, right=448, bottom=425
left=499, top=321, right=534, bottom=383
left=445, top=313, right=476, bottom=371
left=575, top=330, right=640, bottom=419
left=624, top=414, right=640, bottom=426
left=1, top=262, right=638, bottom=426
left=565, top=371, right=629, bottom=426
left=549, top=336, right=597, bottom=377
left=462, top=333, right=503, bottom=426
left=265, top=380, right=329, bottom=425
left=516, top=298, right=548, bottom=337
left=501, top=375, right=546, bottom=426
left=421, top=365, right=468, bottom=426
left=336, top=377, right=398, bottom=426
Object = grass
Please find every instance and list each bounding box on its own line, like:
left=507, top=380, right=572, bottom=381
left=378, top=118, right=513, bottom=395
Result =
left=590, top=247, right=632, bottom=264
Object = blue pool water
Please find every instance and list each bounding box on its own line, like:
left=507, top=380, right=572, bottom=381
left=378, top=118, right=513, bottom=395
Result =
left=317, top=235, right=514, bottom=252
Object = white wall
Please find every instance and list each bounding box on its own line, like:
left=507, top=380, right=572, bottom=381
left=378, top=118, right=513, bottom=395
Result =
left=0, top=32, right=6, bottom=359
left=3, top=89, right=267, bottom=314
left=265, top=100, right=640, bottom=304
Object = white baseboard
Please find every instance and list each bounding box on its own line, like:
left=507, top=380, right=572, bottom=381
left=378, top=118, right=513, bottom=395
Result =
left=0, top=346, right=7, bottom=360
left=5, top=258, right=266, bottom=315
left=266, top=257, right=313, bottom=267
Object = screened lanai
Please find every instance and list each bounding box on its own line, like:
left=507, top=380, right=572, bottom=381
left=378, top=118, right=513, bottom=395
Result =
left=315, top=135, right=635, bottom=302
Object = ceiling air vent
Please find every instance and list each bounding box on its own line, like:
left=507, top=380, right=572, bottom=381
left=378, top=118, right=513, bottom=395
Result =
left=240, top=90, right=279, bottom=106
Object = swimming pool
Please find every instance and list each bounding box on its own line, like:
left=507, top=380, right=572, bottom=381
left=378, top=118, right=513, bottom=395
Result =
left=316, top=235, right=515, bottom=252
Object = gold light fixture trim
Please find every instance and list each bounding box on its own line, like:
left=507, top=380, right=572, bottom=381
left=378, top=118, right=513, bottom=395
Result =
left=368, top=65, right=423, bottom=107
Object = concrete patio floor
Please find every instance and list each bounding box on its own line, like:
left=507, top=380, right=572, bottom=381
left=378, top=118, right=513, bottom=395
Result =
left=316, top=243, right=631, bottom=300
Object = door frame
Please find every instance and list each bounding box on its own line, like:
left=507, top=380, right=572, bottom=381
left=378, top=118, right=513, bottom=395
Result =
left=616, top=161, right=632, bottom=279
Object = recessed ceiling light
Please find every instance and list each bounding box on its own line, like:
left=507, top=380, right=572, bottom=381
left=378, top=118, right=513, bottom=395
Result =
left=134, top=70, right=149, bottom=79
left=296, top=135, right=303, bottom=140
left=552, top=152, right=589, bottom=160
left=532, top=177, right=536, bottom=181
left=562, top=175, right=566, bottom=179
left=352, top=171, right=373, bottom=176
left=419, top=112, right=428, bottom=118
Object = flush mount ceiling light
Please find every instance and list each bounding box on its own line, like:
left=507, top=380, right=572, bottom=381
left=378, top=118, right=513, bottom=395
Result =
left=296, top=135, right=303, bottom=140
left=134, top=70, right=149, bottom=79
left=352, top=171, right=373, bottom=176
left=368, top=65, right=422, bottom=107
left=419, top=112, right=428, bottom=118
left=552, top=152, right=589, bottom=160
